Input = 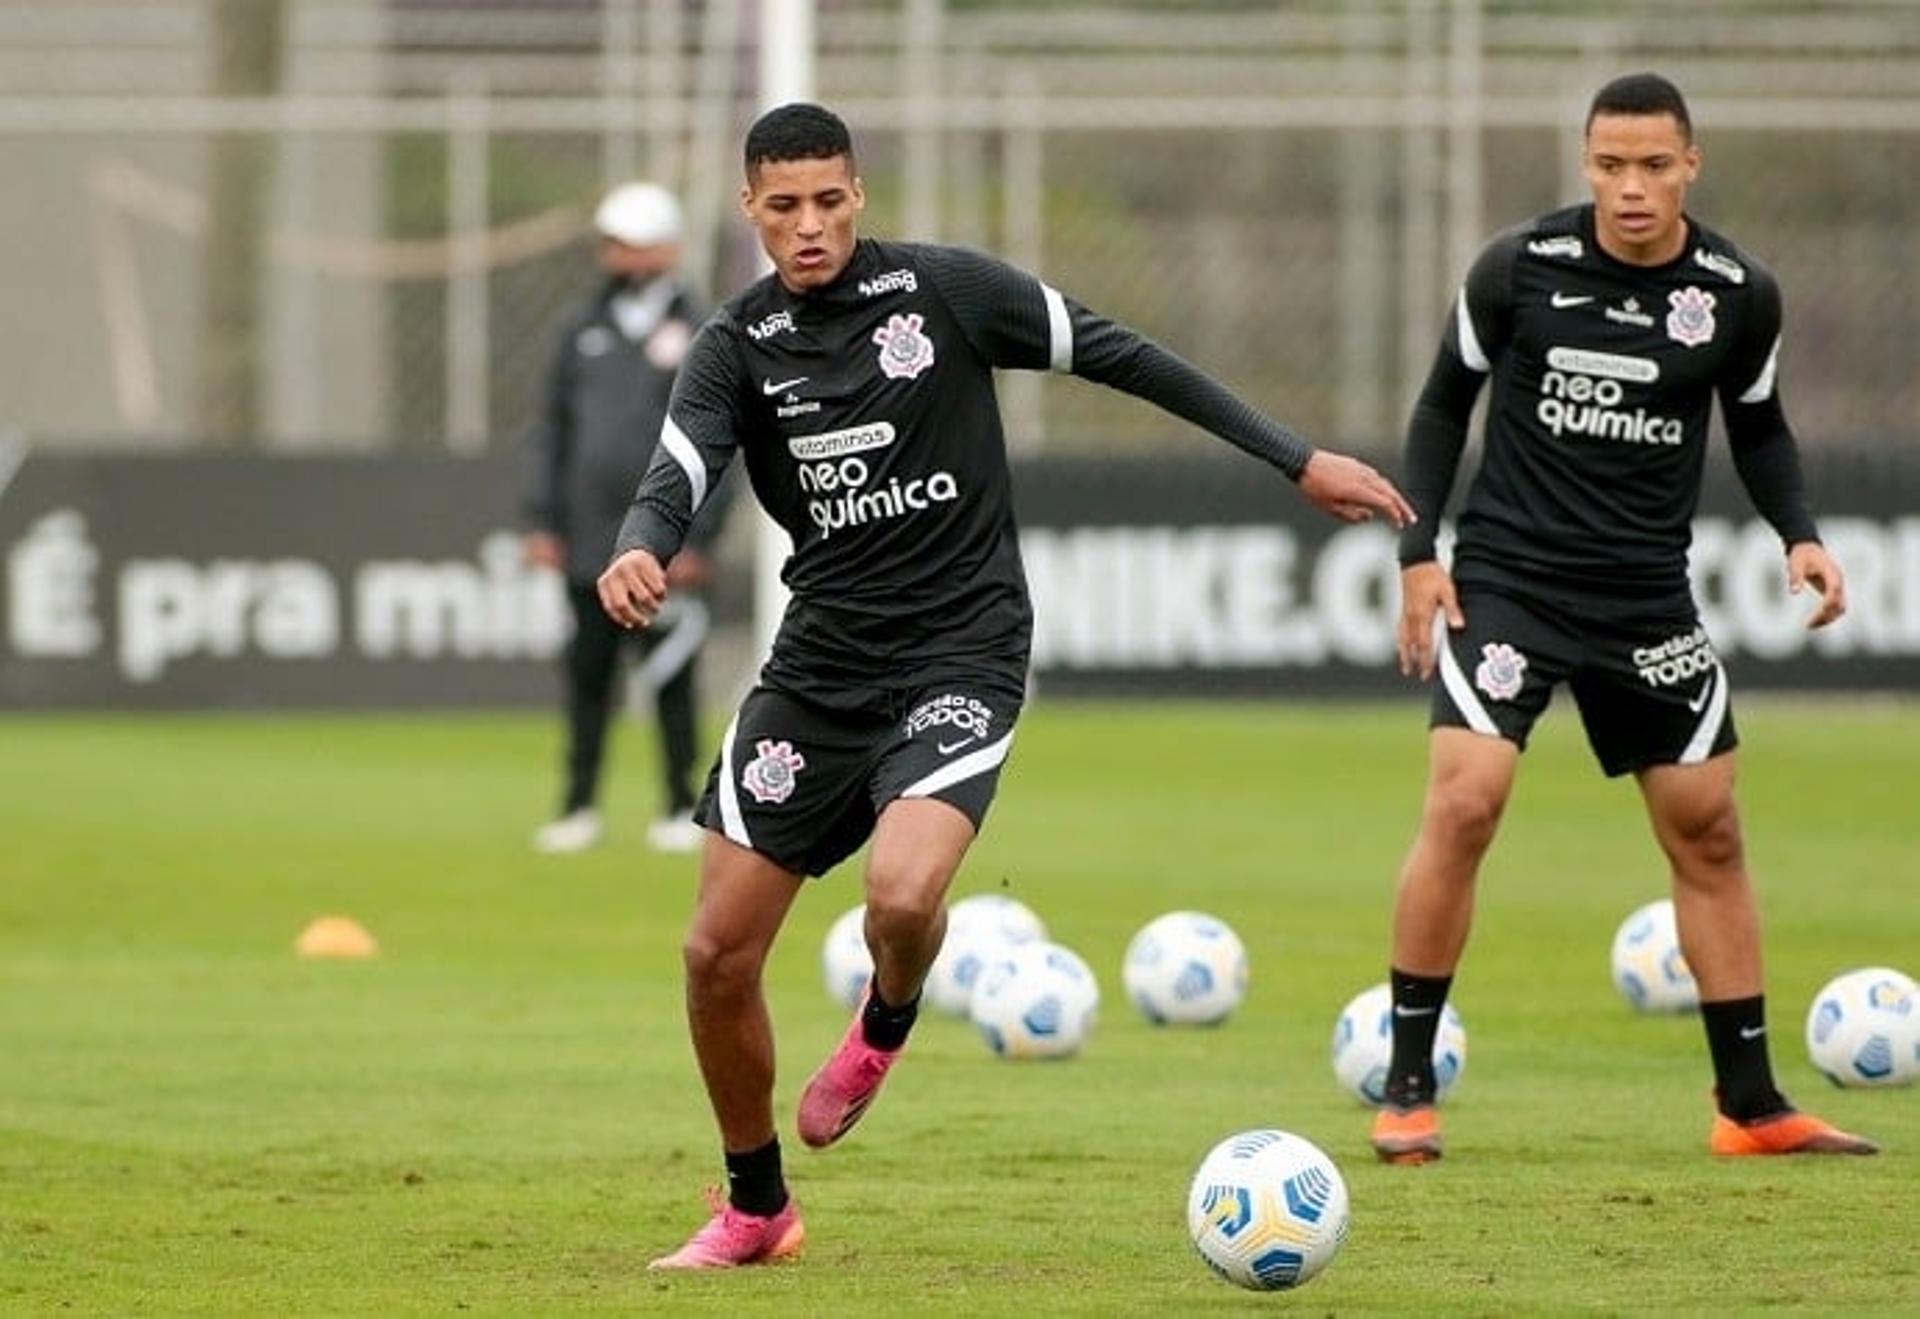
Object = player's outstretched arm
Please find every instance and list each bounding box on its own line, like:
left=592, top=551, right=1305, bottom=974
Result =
left=599, top=548, right=669, bottom=629
left=1397, top=561, right=1464, bottom=681
left=915, top=245, right=1406, bottom=507
left=1298, top=451, right=1417, bottom=527
left=1787, top=540, right=1847, bottom=629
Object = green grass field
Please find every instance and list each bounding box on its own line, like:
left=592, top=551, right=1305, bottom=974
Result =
left=3, top=701, right=1917, bottom=1313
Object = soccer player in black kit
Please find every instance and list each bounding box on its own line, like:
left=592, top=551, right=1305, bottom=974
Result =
left=599, top=102, right=1415, bottom=1269
left=1371, top=73, right=1874, bottom=1165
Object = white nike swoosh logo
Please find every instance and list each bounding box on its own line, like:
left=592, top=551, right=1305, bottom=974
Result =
left=1392, top=1005, right=1438, bottom=1018
left=762, top=376, right=808, bottom=395
left=1550, top=293, right=1594, bottom=308
left=936, top=738, right=976, bottom=755
left=1739, top=1025, right=1766, bottom=1040
left=1687, top=675, right=1715, bottom=713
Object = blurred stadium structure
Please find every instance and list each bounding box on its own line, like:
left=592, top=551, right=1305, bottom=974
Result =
left=4, top=0, right=1920, bottom=459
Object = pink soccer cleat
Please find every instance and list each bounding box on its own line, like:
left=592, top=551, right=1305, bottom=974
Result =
left=796, top=1012, right=903, bottom=1149
left=647, top=1186, right=805, bottom=1271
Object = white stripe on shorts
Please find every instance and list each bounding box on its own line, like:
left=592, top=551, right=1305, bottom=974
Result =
left=900, top=731, right=1015, bottom=801
left=716, top=713, right=750, bottom=847
left=1678, top=663, right=1730, bottom=765
left=1435, top=618, right=1500, bottom=737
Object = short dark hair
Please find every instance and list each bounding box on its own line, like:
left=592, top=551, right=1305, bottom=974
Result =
left=1586, top=73, right=1693, bottom=141
left=743, top=102, right=854, bottom=176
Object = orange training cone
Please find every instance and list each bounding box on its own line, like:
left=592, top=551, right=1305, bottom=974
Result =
left=295, top=916, right=379, bottom=959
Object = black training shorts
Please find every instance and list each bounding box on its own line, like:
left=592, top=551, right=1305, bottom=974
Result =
left=691, top=674, right=1025, bottom=877
left=1430, top=583, right=1737, bottom=777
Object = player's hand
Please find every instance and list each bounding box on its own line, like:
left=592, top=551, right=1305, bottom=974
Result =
left=523, top=532, right=565, bottom=571
left=1298, top=451, right=1418, bottom=528
left=1398, top=561, right=1464, bottom=680
left=1787, top=540, right=1847, bottom=629
left=598, top=549, right=669, bottom=628
left=665, top=548, right=714, bottom=591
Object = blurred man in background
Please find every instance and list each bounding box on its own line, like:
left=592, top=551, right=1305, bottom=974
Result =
left=1376, top=72, right=1871, bottom=1165
left=522, top=182, right=732, bottom=856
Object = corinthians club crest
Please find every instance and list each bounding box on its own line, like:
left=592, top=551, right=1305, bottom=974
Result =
left=741, top=738, right=806, bottom=805
left=872, top=312, right=936, bottom=380
left=1666, top=286, right=1716, bottom=347
left=1474, top=642, right=1527, bottom=702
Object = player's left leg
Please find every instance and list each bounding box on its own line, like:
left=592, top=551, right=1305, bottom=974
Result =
left=797, top=681, right=1021, bottom=1149
left=796, top=799, right=977, bottom=1150
left=1638, top=756, right=1877, bottom=1156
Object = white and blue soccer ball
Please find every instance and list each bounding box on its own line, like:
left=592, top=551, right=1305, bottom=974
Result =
left=1123, top=911, right=1249, bottom=1026
left=924, top=893, right=1048, bottom=1017
left=1329, top=982, right=1467, bottom=1106
left=1804, top=966, right=1920, bottom=1088
left=820, top=904, right=873, bottom=1009
left=1610, top=898, right=1700, bottom=1013
left=1187, top=1129, right=1350, bottom=1292
left=969, top=940, right=1098, bottom=1059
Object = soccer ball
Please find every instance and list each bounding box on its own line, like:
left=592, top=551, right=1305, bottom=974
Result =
left=923, top=893, right=1047, bottom=1016
left=1804, top=967, right=1920, bottom=1088
left=1329, top=982, right=1467, bottom=1106
left=969, top=940, right=1098, bottom=1059
left=1187, top=1129, right=1350, bottom=1292
left=1609, top=898, right=1699, bottom=1013
left=820, top=904, right=873, bottom=1009
left=1123, top=910, right=1249, bottom=1025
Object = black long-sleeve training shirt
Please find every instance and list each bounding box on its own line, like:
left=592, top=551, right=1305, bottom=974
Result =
left=615, top=237, right=1314, bottom=694
left=1399, top=204, right=1817, bottom=602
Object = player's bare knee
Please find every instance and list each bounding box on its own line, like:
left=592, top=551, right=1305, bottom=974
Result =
left=681, top=930, right=763, bottom=1000
left=1425, top=783, right=1505, bottom=856
left=1664, top=798, right=1745, bottom=874
left=862, top=884, right=944, bottom=949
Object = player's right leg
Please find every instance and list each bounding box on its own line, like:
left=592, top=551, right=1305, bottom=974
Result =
left=1376, top=590, right=1555, bottom=1164
left=1375, top=729, right=1519, bottom=1163
left=651, top=832, right=809, bottom=1269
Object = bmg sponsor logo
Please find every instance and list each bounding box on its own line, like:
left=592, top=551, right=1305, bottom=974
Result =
left=858, top=268, right=918, bottom=298
left=746, top=310, right=795, bottom=341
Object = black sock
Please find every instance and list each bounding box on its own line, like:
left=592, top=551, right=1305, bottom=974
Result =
left=1383, top=967, right=1453, bottom=1107
left=1701, top=995, right=1790, bottom=1122
left=723, top=1137, right=788, bottom=1217
left=860, top=979, right=920, bottom=1052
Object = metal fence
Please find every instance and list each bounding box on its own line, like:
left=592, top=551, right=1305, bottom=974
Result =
left=4, top=0, right=1920, bottom=458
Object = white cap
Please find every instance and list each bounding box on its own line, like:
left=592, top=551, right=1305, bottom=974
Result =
left=593, top=182, right=683, bottom=247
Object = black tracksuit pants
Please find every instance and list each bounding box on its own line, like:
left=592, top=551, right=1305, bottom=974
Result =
left=560, top=581, right=702, bottom=816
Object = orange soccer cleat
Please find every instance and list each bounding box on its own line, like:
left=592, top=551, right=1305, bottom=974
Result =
left=1371, top=1103, right=1444, bottom=1165
left=1709, top=1109, right=1879, bottom=1157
